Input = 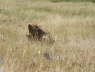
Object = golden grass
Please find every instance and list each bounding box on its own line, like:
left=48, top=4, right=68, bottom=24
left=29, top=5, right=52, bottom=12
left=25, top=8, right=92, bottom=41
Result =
left=0, top=1, right=95, bottom=72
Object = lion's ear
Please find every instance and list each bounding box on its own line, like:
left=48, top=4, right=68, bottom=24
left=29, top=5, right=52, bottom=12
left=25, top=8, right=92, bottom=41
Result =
left=28, top=24, right=32, bottom=27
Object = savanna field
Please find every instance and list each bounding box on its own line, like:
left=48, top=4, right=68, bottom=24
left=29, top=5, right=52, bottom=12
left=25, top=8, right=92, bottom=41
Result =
left=0, top=0, right=95, bottom=72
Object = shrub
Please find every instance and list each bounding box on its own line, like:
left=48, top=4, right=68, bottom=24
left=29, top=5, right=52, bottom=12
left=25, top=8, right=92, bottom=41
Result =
left=50, top=0, right=95, bottom=2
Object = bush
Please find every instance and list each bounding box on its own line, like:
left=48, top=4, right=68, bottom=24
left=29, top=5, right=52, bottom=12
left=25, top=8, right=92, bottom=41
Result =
left=50, top=0, right=64, bottom=2
left=50, top=0, right=95, bottom=2
left=92, top=0, right=95, bottom=3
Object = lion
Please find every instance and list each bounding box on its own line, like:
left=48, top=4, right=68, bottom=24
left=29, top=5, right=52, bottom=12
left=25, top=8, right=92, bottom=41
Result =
left=27, top=24, right=55, bottom=43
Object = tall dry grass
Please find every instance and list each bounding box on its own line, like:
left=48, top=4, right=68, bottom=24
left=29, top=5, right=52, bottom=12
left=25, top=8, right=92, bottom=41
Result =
left=0, top=0, right=95, bottom=72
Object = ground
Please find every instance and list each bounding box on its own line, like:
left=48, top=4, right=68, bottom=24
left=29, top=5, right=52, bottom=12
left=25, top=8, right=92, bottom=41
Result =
left=0, top=0, right=95, bottom=72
